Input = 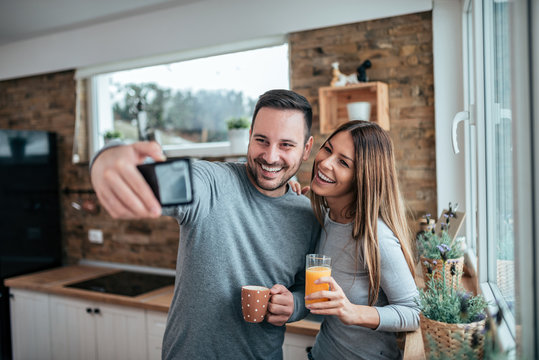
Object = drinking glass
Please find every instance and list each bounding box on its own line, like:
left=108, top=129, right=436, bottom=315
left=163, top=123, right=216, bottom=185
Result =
left=305, top=254, right=331, bottom=305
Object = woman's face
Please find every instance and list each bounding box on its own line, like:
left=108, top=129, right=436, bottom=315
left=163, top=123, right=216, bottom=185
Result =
left=311, top=130, right=355, bottom=204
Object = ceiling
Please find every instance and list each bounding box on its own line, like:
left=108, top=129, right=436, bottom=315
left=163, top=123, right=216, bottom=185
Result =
left=0, top=0, right=202, bottom=46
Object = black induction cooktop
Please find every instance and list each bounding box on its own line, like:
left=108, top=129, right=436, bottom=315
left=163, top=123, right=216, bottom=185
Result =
left=66, top=270, right=175, bottom=297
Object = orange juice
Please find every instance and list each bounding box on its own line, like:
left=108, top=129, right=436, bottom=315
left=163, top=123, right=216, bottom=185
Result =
left=305, top=266, right=332, bottom=304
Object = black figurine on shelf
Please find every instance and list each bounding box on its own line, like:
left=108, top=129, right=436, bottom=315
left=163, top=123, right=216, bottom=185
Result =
left=330, top=59, right=372, bottom=86
left=357, top=59, right=372, bottom=82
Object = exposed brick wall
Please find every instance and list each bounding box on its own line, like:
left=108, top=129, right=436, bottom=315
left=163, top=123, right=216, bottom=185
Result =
left=0, top=71, right=179, bottom=268
left=289, top=11, right=436, bottom=222
left=0, top=11, right=435, bottom=269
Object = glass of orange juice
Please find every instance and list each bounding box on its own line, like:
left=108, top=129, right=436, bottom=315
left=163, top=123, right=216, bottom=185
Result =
left=305, top=254, right=332, bottom=305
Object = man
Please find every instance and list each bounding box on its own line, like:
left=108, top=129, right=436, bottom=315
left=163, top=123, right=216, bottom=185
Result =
left=90, top=89, right=320, bottom=359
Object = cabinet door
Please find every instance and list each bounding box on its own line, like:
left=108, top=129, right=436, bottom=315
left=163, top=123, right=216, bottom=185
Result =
left=95, top=303, right=148, bottom=360
left=146, top=310, right=168, bottom=360
left=10, top=289, right=52, bottom=360
left=49, top=295, right=97, bottom=360
left=282, top=332, right=315, bottom=360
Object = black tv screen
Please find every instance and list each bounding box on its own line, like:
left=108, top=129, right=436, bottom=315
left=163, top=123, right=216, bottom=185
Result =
left=0, top=129, right=54, bottom=164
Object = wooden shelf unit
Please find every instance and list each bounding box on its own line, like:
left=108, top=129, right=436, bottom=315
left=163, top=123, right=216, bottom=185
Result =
left=318, top=82, right=389, bottom=134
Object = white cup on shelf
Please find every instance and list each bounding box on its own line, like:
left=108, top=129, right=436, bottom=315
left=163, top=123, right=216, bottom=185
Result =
left=346, top=102, right=371, bottom=121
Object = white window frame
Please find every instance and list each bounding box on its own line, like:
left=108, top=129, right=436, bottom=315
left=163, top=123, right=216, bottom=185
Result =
left=87, top=75, right=114, bottom=158
left=462, top=0, right=480, bottom=259
left=79, top=35, right=288, bottom=158
left=480, top=0, right=516, bottom=347
left=511, top=0, right=538, bottom=358
left=462, top=0, right=520, bottom=354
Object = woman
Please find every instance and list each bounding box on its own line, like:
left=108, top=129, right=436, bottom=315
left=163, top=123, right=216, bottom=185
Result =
left=301, top=120, right=419, bottom=360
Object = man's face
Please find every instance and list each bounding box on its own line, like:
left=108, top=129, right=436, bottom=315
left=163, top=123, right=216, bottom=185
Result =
left=246, top=107, right=313, bottom=197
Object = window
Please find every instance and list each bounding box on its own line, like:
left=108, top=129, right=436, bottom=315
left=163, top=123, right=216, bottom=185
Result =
left=508, top=0, right=538, bottom=356
left=462, top=0, right=516, bottom=351
left=483, top=0, right=514, bottom=317
left=86, top=43, right=289, bottom=158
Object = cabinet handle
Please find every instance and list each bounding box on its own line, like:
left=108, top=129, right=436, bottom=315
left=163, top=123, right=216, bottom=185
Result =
left=86, top=308, right=92, bottom=314
left=93, top=308, right=100, bottom=314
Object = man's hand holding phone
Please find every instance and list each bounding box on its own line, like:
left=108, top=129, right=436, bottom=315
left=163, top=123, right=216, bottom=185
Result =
left=137, top=158, right=193, bottom=207
left=90, top=141, right=166, bottom=219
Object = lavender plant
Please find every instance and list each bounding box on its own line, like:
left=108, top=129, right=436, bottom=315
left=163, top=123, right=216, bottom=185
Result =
left=418, top=230, right=464, bottom=260
left=424, top=307, right=510, bottom=360
left=419, top=265, right=488, bottom=324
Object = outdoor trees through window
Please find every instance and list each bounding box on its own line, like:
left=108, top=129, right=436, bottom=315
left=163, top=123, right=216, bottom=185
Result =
left=99, top=44, right=289, bottom=150
left=111, top=85, right=256, bottom=144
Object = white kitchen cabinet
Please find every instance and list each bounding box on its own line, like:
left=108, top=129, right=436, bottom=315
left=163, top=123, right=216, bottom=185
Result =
left=95, top=302, right=148, bottom=360
left=146, top=310, right=168, bottom=360
left=9, top=289, right=52, bottom=360
left=49, top=294, right=97, bottom=360
left=48, top=294, right=147, bottom=360
left=282, top=332, right=315, bottom=360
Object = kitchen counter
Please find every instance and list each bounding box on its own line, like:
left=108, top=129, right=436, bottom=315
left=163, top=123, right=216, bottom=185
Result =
left=4, top=265, right=320, bottom=336
left=4, top=265, right=174, bottom=312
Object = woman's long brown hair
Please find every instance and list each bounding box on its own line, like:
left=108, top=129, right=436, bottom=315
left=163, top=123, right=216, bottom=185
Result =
left=310, top=120, right=415, bottom=306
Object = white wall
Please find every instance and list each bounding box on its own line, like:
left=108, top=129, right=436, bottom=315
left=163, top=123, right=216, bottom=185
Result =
left=0, top=0, right=431, bottom=80
left=432, top=0, right=466, bottom=216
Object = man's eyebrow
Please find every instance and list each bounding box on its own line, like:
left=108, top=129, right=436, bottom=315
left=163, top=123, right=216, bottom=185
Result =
left=280, top=138, right=299, bottom=145
left=252, top=133, right=299, bottom=145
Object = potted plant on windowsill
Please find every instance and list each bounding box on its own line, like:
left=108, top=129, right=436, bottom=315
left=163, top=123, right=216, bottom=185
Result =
left=419, top=267, right=489, bottom=359
left=418, top=225, right=465, bottom=289
left=226, top=117, right=251, bottom=154
left=103, top=130, right=123, bottom=145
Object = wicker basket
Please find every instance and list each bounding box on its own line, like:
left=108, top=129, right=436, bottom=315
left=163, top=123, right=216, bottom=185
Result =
left=420, top=256, right=464, bottom=289
left=420, top=313, right=485, bottom=359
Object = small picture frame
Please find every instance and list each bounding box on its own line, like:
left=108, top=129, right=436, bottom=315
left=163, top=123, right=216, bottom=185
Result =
left=434, top=209, right=466, bottom=241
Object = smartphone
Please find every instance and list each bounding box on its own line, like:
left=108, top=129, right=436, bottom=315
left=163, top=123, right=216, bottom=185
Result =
left=137, top=158, right=194, bottom=206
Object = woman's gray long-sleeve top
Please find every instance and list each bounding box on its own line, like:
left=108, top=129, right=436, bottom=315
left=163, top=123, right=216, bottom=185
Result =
left=311, top=215, right=420, bottom=360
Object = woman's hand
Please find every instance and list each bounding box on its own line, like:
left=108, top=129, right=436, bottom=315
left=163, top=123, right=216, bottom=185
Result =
left=305, top=276, right=360, bottom=325
left=288, top=179, right=310, bottom=195
left=305, top=277, right=381, bottom=328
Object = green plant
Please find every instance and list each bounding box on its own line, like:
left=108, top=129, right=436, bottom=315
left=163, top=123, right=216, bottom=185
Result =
left=418, top=230, right=464, bottom=260
left=226, top=117, right=251, bottom=130
left=420, top=279, right=487, bottom=324
left=419, top=261, right=490, bottom=359
left=423, top=305, right=511, bottom=360
left=419, top=264, right=488, bottom=324
left=103, top=130, right=123, bottom=139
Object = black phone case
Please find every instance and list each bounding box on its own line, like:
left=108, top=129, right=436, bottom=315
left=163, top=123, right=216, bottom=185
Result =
left=137, top=158, right=194, bottom=206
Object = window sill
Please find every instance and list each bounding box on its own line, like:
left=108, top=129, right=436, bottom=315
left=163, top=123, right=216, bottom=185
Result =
left=465, top=249, right=516, bottom=355
left=479, top=282, right=517, bottom=357
left=162, top=142, right=246, bottom=159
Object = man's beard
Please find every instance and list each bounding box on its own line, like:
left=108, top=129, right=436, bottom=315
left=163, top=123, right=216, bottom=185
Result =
left=246, top=159, right=293, bottom=192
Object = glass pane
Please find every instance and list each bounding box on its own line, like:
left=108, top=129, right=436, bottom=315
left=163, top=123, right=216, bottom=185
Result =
left=490, top=0, right=515, bottom=315
left=102, top=44, right=289, bottom=145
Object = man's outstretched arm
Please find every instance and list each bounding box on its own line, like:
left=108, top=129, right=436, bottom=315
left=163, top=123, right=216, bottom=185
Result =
left=90, top=141, right=166, bottom=219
